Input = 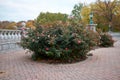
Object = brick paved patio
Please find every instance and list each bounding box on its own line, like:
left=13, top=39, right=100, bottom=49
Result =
left=0, top=39, right=120, bottom=80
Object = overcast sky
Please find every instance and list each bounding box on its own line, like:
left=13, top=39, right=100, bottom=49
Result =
left=0, top=0, right=96, bottom=22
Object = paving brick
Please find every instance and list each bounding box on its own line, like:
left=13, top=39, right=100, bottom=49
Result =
left=0, top=40, right=120, bottom=80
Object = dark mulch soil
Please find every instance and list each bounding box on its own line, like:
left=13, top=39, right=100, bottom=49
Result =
left=35, top=56, right=87, bottom=64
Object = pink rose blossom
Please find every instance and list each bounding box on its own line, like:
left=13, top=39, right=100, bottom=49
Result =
left=45, top=48, right=49, bottom=51
left=65, top=48, right=68, bottom=50
left=78, top=40, right=81, bottom=44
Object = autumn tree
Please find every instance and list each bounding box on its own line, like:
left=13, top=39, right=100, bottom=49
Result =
left=112, top=13, right=120, bottom=31
left=0, top=21, right=9, bottom=29
left=0, top=21, right=17, bottom=29
left=0, top=21, right=2, bottom=29
left=35, top=12, right=68, bottom=27
left=6, top=22, right=17, bottom=29
left=92, top=0, right=120, bottom=32
left=26, top=20, right=35, bottom=29
left=81, top=5, right=91, bottom=25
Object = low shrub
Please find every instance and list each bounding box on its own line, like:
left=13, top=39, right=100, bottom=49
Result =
left=20, top=24, right=100, bottom=63
left=99, top=33, right=114, bottom=47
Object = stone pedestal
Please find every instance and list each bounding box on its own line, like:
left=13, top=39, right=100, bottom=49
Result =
left=87, top=24, right=97, bottom=32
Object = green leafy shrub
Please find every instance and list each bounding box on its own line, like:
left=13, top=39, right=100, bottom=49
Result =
left=84, top=30, right=100, bottom=50
left=99, top=33, right=114, bottom=47
left=20, top=24, right=100, bottom=63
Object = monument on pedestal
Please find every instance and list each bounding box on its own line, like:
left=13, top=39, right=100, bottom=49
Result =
left=87, top=12, right=97, bottom=32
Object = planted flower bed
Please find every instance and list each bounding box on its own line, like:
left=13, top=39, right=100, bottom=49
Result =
left=20, top=24, right=113, bottom=63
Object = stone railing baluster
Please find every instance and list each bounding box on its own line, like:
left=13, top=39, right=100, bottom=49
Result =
left=0, top=29, right=22, bottom=51
left=0, top=31, right=4, bottom=43
left=0, top=31, right=4, bottom=50
left=18, top=31, right=21, bottom=42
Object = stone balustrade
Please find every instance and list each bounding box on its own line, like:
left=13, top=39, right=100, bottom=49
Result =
left=0, top=29, right=22, bottom=51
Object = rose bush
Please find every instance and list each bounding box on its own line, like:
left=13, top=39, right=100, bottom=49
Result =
left=20, top=24, right=100, bottom=63
left=99, top=33, right=114, bottom=47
